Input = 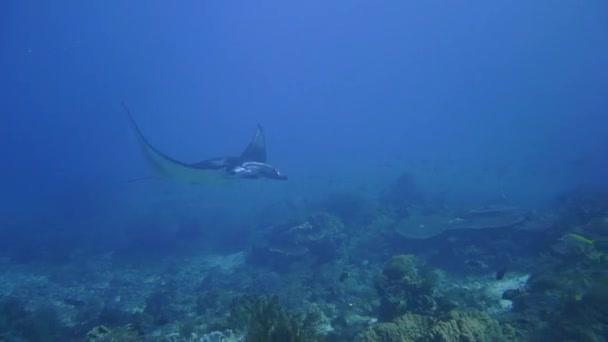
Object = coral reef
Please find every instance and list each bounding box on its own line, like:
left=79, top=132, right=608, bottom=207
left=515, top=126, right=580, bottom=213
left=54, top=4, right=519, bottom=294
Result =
left=3, top=184, right=608, bottom=341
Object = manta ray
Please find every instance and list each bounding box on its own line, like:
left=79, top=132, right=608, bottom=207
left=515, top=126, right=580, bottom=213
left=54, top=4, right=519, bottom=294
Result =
left=124, top=103, right=287, bottom=184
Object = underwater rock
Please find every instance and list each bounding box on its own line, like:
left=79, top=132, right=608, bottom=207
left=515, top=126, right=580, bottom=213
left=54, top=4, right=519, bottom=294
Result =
left=86, top=324, right=144, bottom=341
left=502, top=289, right=523, bottom=301
left=526, top=272, right=564, bottom=293
left=202, top=252, right=246, bottom=272
left=270, top=212, right=344, bottom=246
left=356, top=313, right=431, bottom=341
left=479, top=273, right=530, bottom=315
left=453, top=206, right=525, bottom=230
left=199, top=329, right=243, bottom=342
left=268, top=245, right=310, bottom=256
left=343, top=313, right=376, bottom=327
left=260, top=212, right=346, bottom=266
left=394, top=212, right=454, bottom=239
left=529, top=269, right=608, bottom=340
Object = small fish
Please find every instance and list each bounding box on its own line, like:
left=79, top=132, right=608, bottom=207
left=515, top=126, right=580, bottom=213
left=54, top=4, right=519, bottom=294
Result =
left=339, top=271, right=349, bottom=282
left=496, top=267, right=507, bottom=280
left=552, top=233, right=608, bottom=261
left=561, top=233, right=595, bottom=246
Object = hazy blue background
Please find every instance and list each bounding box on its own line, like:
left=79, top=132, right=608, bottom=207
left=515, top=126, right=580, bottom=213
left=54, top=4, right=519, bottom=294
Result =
left=2, top=1, right=607, bottom=226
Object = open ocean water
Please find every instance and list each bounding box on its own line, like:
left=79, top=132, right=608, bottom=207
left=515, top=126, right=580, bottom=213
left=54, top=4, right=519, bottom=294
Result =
left=1, top=1, right=608, bottom=341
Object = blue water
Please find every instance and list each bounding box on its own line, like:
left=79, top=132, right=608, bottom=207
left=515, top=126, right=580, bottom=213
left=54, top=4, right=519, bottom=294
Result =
left=1, top=1, right=607, bottom=340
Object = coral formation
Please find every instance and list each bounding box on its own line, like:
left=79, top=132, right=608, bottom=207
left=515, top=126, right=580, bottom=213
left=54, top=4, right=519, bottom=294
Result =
left=375, top=255, right=439, bottom=321
left=225, top=295, right=323, bottom=342
left=357, top=310, right=518, bottom=342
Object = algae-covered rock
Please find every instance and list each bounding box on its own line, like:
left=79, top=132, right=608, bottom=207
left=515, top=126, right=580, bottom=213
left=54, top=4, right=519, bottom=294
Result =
left=429, top=310, right=518, bottom=342
left=355, top=313, right=431, bottom=342
left=383, top=255, right=420, bottom=283
left=356, top=310, right=518, bottom=342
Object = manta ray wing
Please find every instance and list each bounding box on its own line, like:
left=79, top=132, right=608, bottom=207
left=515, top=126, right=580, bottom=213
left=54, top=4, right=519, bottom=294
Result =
left=123, top=103, right=231, bottom=184
left=239, top=125, right=267, bottom=163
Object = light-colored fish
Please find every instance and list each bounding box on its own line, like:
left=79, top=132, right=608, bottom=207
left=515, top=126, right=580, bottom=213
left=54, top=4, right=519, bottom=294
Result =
left=552, top=233, right=608, bottom=262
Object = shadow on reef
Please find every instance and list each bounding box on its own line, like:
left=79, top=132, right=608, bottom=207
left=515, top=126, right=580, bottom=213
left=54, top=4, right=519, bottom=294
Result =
left=0, top=199, right=256, bottom=267
left=0, top=296, right=69, bottom=341
left=113, top=208, right=254, bottom=262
